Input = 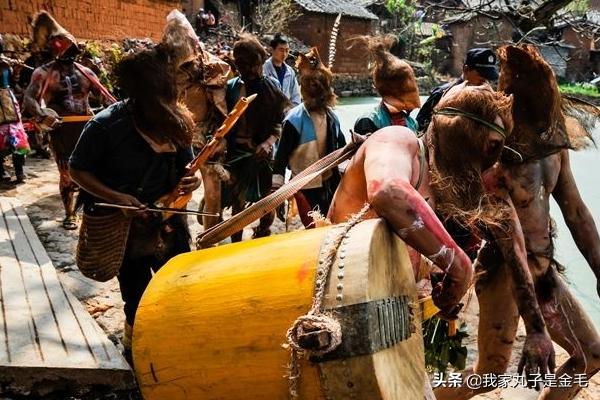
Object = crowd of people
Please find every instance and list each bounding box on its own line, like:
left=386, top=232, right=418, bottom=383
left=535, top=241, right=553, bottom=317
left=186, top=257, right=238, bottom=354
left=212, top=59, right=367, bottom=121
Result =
left=1, top=8, right=600, bottom=400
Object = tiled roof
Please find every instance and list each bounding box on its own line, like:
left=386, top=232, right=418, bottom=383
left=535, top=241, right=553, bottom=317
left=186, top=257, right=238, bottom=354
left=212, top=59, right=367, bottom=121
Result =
left=293, top=0, right=379, bottom=20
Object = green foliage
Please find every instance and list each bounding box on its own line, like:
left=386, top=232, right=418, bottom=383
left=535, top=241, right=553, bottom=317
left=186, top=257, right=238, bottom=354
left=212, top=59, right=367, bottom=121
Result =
left=559, top=82, right=600, bottom=97
left=564, top=0, right=589, bottom=16
left=79, top=41, right=124, bottom=96
left=84, top=41, right=103, bottom=59
left=103, top=44, right=124, bottom=95
left=386, top=0, right=415, bottom=24
left=423, top=317, right=469, bottom=373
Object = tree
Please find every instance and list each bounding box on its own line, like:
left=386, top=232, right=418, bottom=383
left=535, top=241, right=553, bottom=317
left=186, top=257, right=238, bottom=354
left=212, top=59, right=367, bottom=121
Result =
left=253, top=0, right=301, bottom=35
left=417, top=0, right=597, bottom=44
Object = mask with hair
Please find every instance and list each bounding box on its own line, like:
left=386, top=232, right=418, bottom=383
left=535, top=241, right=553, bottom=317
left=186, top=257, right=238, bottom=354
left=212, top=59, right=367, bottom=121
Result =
left=31, top=11, right=77, bottom=58
left=161, top=9, right=201, bottom=69
left=115, top=45, right=194, bottom=147
left=296, top=47, right=336, bottom=111
left=497, top=44, right=571, bottom=162
left=232, top=33, right=268, bottom=81
left=428, top=84, right=514, bottom=231
left=351, top=35, right=420, bottom=111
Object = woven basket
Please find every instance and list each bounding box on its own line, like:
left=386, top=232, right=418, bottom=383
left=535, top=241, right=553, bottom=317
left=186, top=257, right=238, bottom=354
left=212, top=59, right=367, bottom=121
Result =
left=76, top=211, right=131, bottom=282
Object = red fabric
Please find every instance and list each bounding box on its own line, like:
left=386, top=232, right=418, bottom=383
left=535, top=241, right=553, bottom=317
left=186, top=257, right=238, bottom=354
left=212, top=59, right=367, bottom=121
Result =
left=390, top=114, right=407, bottom=127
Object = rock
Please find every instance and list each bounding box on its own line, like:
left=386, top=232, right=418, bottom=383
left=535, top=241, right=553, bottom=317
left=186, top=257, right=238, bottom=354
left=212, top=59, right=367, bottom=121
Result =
left=340, top=90, right=353, bottom=97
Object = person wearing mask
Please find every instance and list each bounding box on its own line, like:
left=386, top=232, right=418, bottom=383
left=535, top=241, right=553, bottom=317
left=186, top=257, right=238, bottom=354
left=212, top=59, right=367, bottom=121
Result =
left=224, top=34, right=289, bottom=240
left=272, top=48, right=345, bottom=228
left=353, top=35, right=421, bottom=135
left=23, top=12, right=112, bottom=229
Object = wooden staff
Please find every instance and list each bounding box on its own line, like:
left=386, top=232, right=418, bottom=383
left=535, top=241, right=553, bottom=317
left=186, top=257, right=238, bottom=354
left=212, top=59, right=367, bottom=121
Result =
left=158, top=93, right=258, bottom=219
left=61, top=115, right=93, bottom=123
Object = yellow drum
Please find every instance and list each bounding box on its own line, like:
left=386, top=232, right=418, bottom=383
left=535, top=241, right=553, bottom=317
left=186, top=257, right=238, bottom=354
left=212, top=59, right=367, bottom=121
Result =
left=133, top=219, right=425, bottom=399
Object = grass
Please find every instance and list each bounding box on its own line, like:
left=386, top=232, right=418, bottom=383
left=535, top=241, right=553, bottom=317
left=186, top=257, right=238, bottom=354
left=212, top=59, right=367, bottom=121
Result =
left=559, top=83, right=600, bottom=98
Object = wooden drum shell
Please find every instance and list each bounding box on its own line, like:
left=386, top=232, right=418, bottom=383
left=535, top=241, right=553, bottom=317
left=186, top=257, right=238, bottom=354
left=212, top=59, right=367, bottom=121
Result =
left=133, top=219, right=425, bottom=399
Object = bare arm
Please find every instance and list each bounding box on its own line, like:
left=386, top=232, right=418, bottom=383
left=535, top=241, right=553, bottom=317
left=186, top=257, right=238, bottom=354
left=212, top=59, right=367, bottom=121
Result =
left=80, top=66, right=106, bottom=104
left=552, top=149, right=600, bottom=295
left=23, top=68, right=47, bottom=117
left=69, top=168, right=144, bottom=208
left=364, top=130, right=472, bottom=313
left=491, top=198, right=547, bottom=333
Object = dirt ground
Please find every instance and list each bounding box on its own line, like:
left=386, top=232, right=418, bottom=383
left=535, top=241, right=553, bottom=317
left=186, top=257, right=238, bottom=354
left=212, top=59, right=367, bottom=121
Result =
left=1, top=156, right=599, bottom=400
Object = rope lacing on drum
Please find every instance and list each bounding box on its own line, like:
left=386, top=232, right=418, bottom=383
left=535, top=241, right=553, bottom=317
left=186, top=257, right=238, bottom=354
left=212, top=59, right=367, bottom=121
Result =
left=285, top=203, right=371, bottom=399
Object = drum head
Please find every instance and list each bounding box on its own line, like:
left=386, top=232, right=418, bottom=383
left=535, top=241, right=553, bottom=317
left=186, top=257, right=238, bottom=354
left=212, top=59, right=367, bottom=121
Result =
left=317, top=219, right=425, bottom=400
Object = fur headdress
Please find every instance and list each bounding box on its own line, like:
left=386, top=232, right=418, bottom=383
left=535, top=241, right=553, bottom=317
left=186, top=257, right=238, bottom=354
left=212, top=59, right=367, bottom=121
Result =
left=115, top=46, right=194, bottom=147
left=498, top=44, right=598, bottom=155
left=232, top=33, right=267, bottom=79
left=296, top=47, right=336, bottom=110
left=355, top=35, right=420, bottom=111
left=428, top=84, right=514, bottom=230
left=498, top=44, right=575, bottom=161
left=31, top=11, right=76, bottom=56
left=161, top=9, right=201, bottom=68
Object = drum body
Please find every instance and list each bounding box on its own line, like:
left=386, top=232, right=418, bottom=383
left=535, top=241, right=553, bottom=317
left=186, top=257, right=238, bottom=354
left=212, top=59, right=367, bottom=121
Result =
left=133, top=218, right=425, bottom=399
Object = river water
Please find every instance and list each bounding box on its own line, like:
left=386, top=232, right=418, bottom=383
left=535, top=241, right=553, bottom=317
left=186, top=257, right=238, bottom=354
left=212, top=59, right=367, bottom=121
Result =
left=335, top=96, right=600, bottom=329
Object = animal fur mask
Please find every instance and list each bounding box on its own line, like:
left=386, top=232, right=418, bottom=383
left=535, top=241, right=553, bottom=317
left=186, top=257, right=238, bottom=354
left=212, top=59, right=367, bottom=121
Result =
left=353, top=35, right=420, bottom=111
left=116, top=46, right=194, bottom=147
left=428, top=84, right=513, bottom=230
left=31, top=11, right=76, bottom=57
left=296, top=47, right=336, bottom=110
left=161, top=9, right=202, bottom=68
left=497, top=44, right=573, bottom=162
left=232, top=34, right=268, bottom=80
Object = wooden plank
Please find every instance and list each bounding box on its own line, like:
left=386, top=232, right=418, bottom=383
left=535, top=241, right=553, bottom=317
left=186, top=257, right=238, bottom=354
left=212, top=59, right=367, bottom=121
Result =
left=0, top=200, right=41, bottom=367
left=1, top=199, right=71, bottom=367
left=0, top=197, right=133, bottom=393
left=10, top=198, right=107, bottom=366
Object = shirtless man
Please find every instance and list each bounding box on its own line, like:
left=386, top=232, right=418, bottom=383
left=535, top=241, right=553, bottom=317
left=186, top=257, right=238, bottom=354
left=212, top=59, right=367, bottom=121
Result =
left=435, top=45, right=600, bottom=400
left=328, top=83, right=556, bottom=383
left=23, top=12, right=108, bottom=229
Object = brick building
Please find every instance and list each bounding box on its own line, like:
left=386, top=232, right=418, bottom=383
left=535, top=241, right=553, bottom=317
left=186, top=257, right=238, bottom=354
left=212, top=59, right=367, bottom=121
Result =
left=287, top=0, right=377, bottom=75
left=443, top=13, right=513, bottom=77
left=1, top=0, right=180, bottom=41
left=423, top=0, right=600, bottom=81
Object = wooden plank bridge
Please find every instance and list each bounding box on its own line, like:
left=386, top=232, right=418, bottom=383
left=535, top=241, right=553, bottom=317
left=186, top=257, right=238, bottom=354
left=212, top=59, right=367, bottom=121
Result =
left=0, top=196, right=133, bottom=394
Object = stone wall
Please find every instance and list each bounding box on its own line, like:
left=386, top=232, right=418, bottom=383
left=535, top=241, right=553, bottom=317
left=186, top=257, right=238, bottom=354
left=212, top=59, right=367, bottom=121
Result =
left=1, top=0, right=180, bottom=41
left=333, top=74, right=375, bottom=97
left=332, top=73, right=439, bottom=97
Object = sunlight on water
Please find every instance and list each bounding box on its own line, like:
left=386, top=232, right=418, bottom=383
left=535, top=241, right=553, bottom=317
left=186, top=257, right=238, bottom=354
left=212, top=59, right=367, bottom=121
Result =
left=336, top=97, right=600, bottom=329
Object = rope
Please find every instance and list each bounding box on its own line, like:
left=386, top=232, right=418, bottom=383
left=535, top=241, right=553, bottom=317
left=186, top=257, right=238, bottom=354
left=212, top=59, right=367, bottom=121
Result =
left=433, top=107, right=507, bottom=138
left=285, top=203, right=371, bottom=399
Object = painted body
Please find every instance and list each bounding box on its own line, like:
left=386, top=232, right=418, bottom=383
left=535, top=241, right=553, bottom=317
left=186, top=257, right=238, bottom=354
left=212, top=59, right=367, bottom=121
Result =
left=437, top=44, right=600, bottom=400
left=437, top=150, right=600, bottom=400
left=328, top=126, right=471, bottom=314
left=329, top=84, right=558, bottom=381
left=23, top=61, right=102, bottom=229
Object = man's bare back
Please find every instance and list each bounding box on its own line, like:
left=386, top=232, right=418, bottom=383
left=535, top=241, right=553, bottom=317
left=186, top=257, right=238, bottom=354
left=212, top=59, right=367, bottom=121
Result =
left=328, top=126, right=471, bottom=316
